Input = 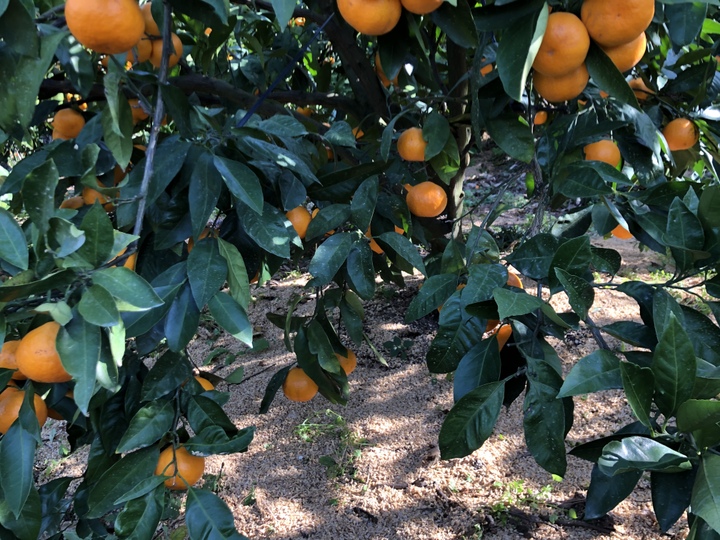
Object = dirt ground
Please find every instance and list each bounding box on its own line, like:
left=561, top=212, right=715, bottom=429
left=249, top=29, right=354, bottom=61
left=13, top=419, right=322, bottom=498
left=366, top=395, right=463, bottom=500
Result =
left=39, top=154, right=696, bottom=539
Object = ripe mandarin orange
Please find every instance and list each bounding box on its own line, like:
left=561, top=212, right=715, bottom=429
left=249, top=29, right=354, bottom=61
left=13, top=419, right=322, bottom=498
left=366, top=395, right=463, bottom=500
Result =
left=0, top=387, right=48, bottom=434
left=82, top=186, right=115, bottom=211
left=405, top=182, right=448, bottom=218
left=663, top=118, right=699, bottom=151
left=336, top=350, right=357, bottom=375
left=375, top=52, right=399, bottom=88
left=155, top=445, right=205, bottom=490
left=282, top=367, right=318, bottom=402
left=52, top=109, right=85, bottom=140
left=65, top=0, right=145, bottom=54
left=141, top=3, right=161, bottom=36
left=336, top=0, right=402, bottom=36
left=127, top=37, right=153, bottom=63
left=400, top=0, right=442, bottom=15
left=495, top=325, right=512, bottom=350
left=602, top=33, right=647, bottom=73
left=366, top=229, right=384, bottom=254
left=397, top=127, right=427, bottom=162
left=584, top=140, right=622, bottom=167
left=611, top=224, right=633, bottom=240
left=296, top=107, right=313, bottom=117
left=533, top=111, right=548, bottom=125
left=486, top=272, right=523, bottom=331
left=195, top=376, right=214, bottom=391
left=532, top=12, right=590, bottom=77
left=628, top=78, right=654, bottom=100
left=580, top=0, right=655, bottom=48
left=129, top=98, right=150, bottom=124
left=60, top=196, right=85, bottom=210
left=533, top=63, right=589, bottom=103
left=0, top=341, right=25, bottom=380
left=286, top=206, right=312, bottom=240
left=15, top=322, right=72, bottom=383
left=149, top=32, right=183, bottom=68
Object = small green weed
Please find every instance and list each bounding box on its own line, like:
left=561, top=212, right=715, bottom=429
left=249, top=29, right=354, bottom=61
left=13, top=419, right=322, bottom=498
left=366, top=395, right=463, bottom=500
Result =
left=383, top=336, right=413, bottom=361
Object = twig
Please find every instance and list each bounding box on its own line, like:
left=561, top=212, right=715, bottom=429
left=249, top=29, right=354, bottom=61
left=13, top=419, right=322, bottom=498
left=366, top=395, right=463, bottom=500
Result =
left=585, top=314, right=611, bottom=350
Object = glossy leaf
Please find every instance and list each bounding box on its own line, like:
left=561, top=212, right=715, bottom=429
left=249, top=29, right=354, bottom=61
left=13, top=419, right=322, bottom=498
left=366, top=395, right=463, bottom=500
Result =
left=346, top=242, right=375, bottom=300
left=190, top=150, right=223, bottom=239
left=186, top=488, right=249, bottom=540
left=22, top=160, right=58, bottom=236
left=57, top=315, right=102, bottom=415
left=692, top=453, right=720, bottom=534
left=92, top=267, right=164, bottom=311
left=620, top=361, right=654, bottom=428
left=217, top=238, right=250, bottom=310
left=598, top=436, right=691, bottom=476
left=0, top=397, right=38, bottom=518
left=214, top=156, right=263, bottom=215
left=350, top=177, right=378, bottom=233
left=405, top=274, right=458, bottom=322
left=114, top=486, right=164, bottom=540
left=652, top=313, right=696, bottom=417
left=164, top=282, right=201, bottom=352
left=187, top=238, right=228, bottom=308
left=208, top=291, right=253, bottom=346
left=439, top=382, right=504, bottom=460
left=375, top=231, right=427, bottom=276
left=453, top=340, right=501, bottom=402
left=557, top=350, right=621, bottom=398
left=307, top=232, right=354, bottom=286
left=140, top=350, right=193, bottom=402
left=116, top=400, right=175, bottom=454
left=554, top=268, right=594, bottom=320
left=651, top=469, right=696, bottom=533
left=678, top=400, right=720, bottom=450
left=78, top=284, right=120, bottom=327
left=505, top=233, right=559, bottom=280
left=584, top=464, right=642, bottom=519
left=0, top=207, right=27, bottom=270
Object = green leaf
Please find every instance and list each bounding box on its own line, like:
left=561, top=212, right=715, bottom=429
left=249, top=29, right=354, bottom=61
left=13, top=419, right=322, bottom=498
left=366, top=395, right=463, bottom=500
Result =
left=598, top=436, right=691, bottom=476
left=22, top=160, right=58, bottom=236
left=74, top=202, right=115, bottom=267
left=187, top=395, right=238, bottom=436
left=496, top=2, right=545, bottom=102
left=584, top=464, right=642, bottom=519
left=453, top=340, right=501, bottom=402
left=677, top=400, right=720, bottom=450
left=237, top=202, right=293, bottom=258
left=486, top=114, right=535, bottom=163
left=423, top=112, right=451, bottom=161
left=101, top=101, right=133, bottom=170
left=164, top=282, right=200, bottom=352
left=493, top=287, right=541, bottom=320
left=187, top=239, right=227, bottom=308
left=652, top=313, right=696, bottom=417
left=207, top=292, right=252, bottom=346
left=691, top=453, right=720, bottom=534
left=505, top=233, right=559, bottom=280
left=554, top=268, right=594, bottom=320
left=350, top=177, right=379, bottom=233
left=651, top=469, right=695, bottom=533
left=346, top=242, right=375, bottom=301
left=0, top=486, right=40, bottom=540
left=427, top=307, right=487, bottom=373
left=190, top=150, right=223, bottom=239
left=116, top=400, right=175, bottom=454
left=0, top=208, right=27, bottom=270
left=549, top=236, right=592, bottom=281
left=0, top=0, right=37, bottom=56
left=375, top=232, right=427, bottom=277
left=217, top=239, right=250, bottom=310
left=307, top=233, right=354, bottom=287
left=86, top=446, right=160, bottom=519
left=259, top=366, right=291, bottom=414
left=47, top=217, right=85, bottom=259
left=92, top=267, right=164, bottom=311
left=185, top=488, right=249, bottom=540
left=114, top=486, right=164, bottom=539
left=78, top=285, right=120, bottom=327
left=665, top=2, right=706, bottom=48
left=405, top=274, right=457, bottom=322
left=57, top=316, right=102, bottom=416
left=653, top=288, right=686, bottom=340
left=38, top=477, right=71, bottom=538
left=620, top=362, right=654, bottom=428
left=430, top=0, right=477, bottom=48
left=185, top=425, right=255, bottom=455
left=553, top=161, right=617, bottom=198
left=305, top=204, right=351, bottom=241
left=439, top=382, right=504, bottom=460
left=0, top=398, right=37, bottom=518
left=213, top=156, right=263, bottom=215
left=585, top=44, right=639, bottom=108
left=140, top=350, right=193, bottom=402
left=557, top=350, right=621, bottom=398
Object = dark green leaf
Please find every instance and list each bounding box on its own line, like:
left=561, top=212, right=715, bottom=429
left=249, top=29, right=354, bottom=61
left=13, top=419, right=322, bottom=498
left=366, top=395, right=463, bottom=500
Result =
left=350, top=177, right=378, bottom=233
left=486, top=114, right=535, bottom=163
left=39, top=477, right=72, bottom=538
left=57, top=316, right=102, bottom=415
left=620, top=362, right=654, bottom=428
left=187, top=239, right=227, bottom=308
left=78, top=285, right=120, bottom=327
left=677, top=400, right=720, bottom=450
left=428, top=308, right=487, bottom=373
left=0, top=208, right=27, bottom=270
left=307, top=233, right=354, bottom=287
left=652, top=314, right=696, bottom=417
left=259, top=366, right=291, bottom=414
left=375, top=231, right=427, bottom=276
left=305, top=204, right=351, bottom=242
left=217, top=239, right=250, bottom=310
left=651, top=469, right=695, bottom=533
left=598, top=436, right=691, bottom=476
left=691, top=453, right=720, bottom=534
left=553, top=161, right=616, bottom=198
left=439, top=382, right=504, bottom=460
left=453, top=340, right=501, bottom=402
left=423, top=112, right=451, bottom=161
left=585, top=465, right=642, bottom=519
left=557, top=350, right=621, bottom=398
left=405, top=274, right=457, bottom=322
left=0, top=399, right=37, bottom=518
left=237, top=202, right=293, bottom=258
left=665, top=2, right=706, bottom=48
left=430, top=0, right=477, bottom=48
left=92, top=267, right=164, bottom=311
left=190, top=150, right=223, bottom=239
left=214, top=156, right=263, bottom=215
left=140, top=350, right=193, bottom=401
left=0, top=486, right=40, bottom=540
left=585, top=44, right=639, bottom=107
left=554, top=268, right=594, bottom=320
left=114, top=486, right=164, bottom=540
left=185, top=488, right=249, bottom=540
left=22, top=160, right=58, bottom=236
left=653, top=288, right=686, bottom=340
left=184, top=425, right=255, bottom=455
left=187, top=395, right=238, bottom=436
left=164, top=282, right=201, bottom=352
left=346, top=242, right=375, bottom=301
left=116, top=401, right=173, bottom=456
left=505, top=233, right=559, bottom=280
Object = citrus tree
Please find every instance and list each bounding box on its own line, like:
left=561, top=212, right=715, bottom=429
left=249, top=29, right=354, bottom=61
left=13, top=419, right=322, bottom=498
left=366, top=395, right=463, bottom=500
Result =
left=1, top=0, right=720, bottom=537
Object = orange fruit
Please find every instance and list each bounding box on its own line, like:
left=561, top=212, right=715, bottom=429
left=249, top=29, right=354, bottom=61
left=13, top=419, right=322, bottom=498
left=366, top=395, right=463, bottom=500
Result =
left=187, top=227, right=216, bottom=253
left=52, top=109, right=85, bottom=140
left=375, top=52, right=399, bottom=88
left=663, top=118, right=699, bottom=151
left=155, top=445, right=205, bottom=490
left=15, top=322, right=72, bottom=383
left=65, top=0, right=145, bottom=54
left=127, top=37, right=152, bottom=63
left=506, top=271, right=524, bottom=290
left=532, top=12, right=590, bottom=77
left=0, top=341, right=25, bottom=380
left=584, top=140, right=622, bottom=167
left=534, top=111, right=548, bottom=125
left=60, top=196, right=85, bottom=210
left=141, top=3, right=161, bottom=36
left=366, top=229, right=384, bottom=254
left=394, top=225, right=404, bottom=235
left=480, top=62, right=494, bottom=76
left=352, top=126, right=364, bottom=139
left=533, top=63, right=589, bottom=103
left=282, top=367, right=318, bottom=402
left=336, top=0, right=402, bottom=36
left=311, top=208, right=335, bottom=236
left=400, top=0, right=442, bottom=15
left=0, top=387, right=48, bottom=434
left=149, top=33, right=183, bottom=68
left=628, top=78, right=654, bottom=100
left=495, top=325, right=512, bottom=350
left=405, top=182, right=448, bottom=218
left=336, top=350, right=357, bottom=375
left=47, top=390, right=74, bottom=421
left=296, top=107, right=313, bottom=117
left=611, top=224, right=633, bottom=240
left=602, top=32, right=647, bottom=73
left=123, top=252, right=138, bottom=271
left=128, top=98, right=150, bottom=124
left=195, top=376, right=214, bottom=391
left=286, top=206, right=312, bottom=240
left=397, top=127, right=427, bottom=162
left=82, top=187, right=114, bottom=211
left=580, top=0, right=655, bottom=48
left=204, top=27, right=213, bottom=36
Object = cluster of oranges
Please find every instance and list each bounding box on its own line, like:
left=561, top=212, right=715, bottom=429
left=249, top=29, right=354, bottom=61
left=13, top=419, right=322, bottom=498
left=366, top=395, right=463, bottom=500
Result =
left=66, top=0, right=182, bottom=69
left=532, top=0, right=653, bottom=103
left=282, top=350, right=357, bottom=402
left=337, top=0, right=444, bottom=37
